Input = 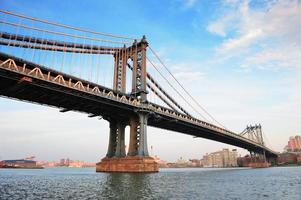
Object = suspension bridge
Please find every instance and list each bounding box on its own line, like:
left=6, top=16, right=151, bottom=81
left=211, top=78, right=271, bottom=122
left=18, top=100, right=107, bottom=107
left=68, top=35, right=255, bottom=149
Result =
left=0, top=10, right=278, bottom=172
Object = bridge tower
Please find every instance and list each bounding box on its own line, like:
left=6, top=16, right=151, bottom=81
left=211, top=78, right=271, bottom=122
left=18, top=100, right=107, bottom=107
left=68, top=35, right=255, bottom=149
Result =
left=241, top=124, right=272, bottom=168
left=96, top=36, right=158, bottom=172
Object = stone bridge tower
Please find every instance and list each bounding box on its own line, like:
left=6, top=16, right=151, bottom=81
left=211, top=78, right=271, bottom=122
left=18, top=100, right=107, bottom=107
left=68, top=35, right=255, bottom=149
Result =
left=96, top=36, right=158, bottom=172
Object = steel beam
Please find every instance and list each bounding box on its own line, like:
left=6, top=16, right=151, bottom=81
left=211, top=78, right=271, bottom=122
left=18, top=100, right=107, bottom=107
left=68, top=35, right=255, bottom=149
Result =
left=137, top=112, right=149, bottom=156
left=115, top=122, right=126, bottom=157
left=106, top=121, right=117, bottom=158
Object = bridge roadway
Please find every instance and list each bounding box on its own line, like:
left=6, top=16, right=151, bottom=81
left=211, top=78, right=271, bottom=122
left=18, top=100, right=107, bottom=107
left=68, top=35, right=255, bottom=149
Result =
left=0, top=52, right=278, bottom=158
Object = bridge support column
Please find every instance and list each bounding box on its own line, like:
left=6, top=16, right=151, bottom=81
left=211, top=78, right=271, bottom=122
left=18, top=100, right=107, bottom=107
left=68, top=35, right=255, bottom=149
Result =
left=127, top=113, right=149, bottom=156
left=128, top=118, right=138, bottom=156
left=115, top=122, right=126, bottom=157
left=137, top=113, right=149, bottom=156
left=96, top=113, right=158, bottom=173
left=106, top=121, right=117, bottom=158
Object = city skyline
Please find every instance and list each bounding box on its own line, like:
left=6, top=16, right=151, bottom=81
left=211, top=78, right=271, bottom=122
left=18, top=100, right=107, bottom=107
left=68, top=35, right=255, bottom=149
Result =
left=1, top=0, right=301, bottom=162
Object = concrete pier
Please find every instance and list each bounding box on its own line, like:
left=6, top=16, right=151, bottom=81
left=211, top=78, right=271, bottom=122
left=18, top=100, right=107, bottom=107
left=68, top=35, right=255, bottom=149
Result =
left=249, top=162, right=271, bottom=168
left=96, top=156, right=159, bottom=173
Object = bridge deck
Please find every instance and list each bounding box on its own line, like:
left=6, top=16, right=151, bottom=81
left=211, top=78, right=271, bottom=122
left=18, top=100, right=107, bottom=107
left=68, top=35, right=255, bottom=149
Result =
left=0, top=52, right=278, bottom=158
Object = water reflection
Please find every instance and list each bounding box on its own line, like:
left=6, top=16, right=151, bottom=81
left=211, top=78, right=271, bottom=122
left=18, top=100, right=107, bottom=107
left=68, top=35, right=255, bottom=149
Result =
left=100, top=173, right=154, bottom=199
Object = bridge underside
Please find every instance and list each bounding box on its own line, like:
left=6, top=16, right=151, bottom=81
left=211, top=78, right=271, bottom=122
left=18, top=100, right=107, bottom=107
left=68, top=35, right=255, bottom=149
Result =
left=0, top=54, right=135, bottom=121
left=148, top=116, right=277, bottom=158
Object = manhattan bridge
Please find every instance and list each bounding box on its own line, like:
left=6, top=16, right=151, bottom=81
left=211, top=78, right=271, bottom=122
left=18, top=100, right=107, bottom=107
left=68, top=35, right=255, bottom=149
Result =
left=0, top=10, right=278, bottom=172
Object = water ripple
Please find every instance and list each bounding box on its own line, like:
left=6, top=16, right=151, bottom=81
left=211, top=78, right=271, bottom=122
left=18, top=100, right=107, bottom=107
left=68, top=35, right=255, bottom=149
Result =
left=0, top=167, right=300, bottom=199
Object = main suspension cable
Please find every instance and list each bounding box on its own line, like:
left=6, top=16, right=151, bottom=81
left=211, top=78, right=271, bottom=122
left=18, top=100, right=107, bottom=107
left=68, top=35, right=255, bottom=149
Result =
left=0, top=20, right=129, bottom=45
left=147, top=57, right=208, bottom=121
left=0, top=10, right=137, bottom=40
left=148, top=46, right=227, bottom=129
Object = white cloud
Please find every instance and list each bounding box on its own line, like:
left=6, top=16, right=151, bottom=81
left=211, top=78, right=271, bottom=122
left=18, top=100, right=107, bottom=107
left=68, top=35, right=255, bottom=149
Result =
left=207, top=0, right=301, bottom=70
left=171, top=63, right=205, bottom=82
left=200, top=1, right=301, bottom=153
left=243, top=44, right=301, bottom=69
left=174, top=70, right=204, bottom=82
left=218, top=29, right=264, bottom=53
left=207, top=23, right=226, bottom=37
left=207, top=13, right=235, bottom=37
left=184, top=0, right=198, bottom=8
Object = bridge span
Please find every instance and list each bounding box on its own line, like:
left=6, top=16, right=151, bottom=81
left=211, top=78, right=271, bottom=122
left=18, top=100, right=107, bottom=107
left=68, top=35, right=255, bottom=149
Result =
left=0, top=10, right=278, bottom=172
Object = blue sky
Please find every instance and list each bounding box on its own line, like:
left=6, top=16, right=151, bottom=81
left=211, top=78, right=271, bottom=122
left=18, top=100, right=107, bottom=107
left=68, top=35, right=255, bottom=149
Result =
left=0, top=0, right=301, bottom=162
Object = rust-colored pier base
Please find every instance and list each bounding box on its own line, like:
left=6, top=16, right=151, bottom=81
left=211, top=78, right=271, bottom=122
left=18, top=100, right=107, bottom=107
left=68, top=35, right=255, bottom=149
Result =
left=96, top=156, right=159, bottom=173
left=249, top=162, right=271, bottom=168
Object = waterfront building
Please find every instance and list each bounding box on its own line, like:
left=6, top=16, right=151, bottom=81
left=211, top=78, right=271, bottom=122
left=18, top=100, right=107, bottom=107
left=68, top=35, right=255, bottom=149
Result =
left=36, top=159, right=96, bottom=168
left=277, top=153, right=298, bottom=165
left=202, top=149, right=238, bottom=168
left=0, top=159, right=40, bottom=168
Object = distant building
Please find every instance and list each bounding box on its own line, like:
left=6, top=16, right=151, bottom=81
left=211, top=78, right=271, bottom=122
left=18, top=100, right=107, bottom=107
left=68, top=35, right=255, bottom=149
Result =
left=285, top=136, right=301, bottom=152
left=201, top=149, right=238, bottom=168
left=65, top=158, right=70, bottom=166
left=60, top=158, right=65, bottom=166
left=177, top=157, right=188, bottom=164
left=0, top=159, right=39, bottom=168
left=189, top=159, right=201, bottom=167
left=173, top=157, right=188, bottom=167
left=277, top=153, right=298, bottom=165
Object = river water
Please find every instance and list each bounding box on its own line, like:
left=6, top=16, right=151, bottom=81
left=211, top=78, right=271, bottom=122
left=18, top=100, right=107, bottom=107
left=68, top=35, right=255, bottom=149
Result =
left=0, top=167, right=300, bottom=199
